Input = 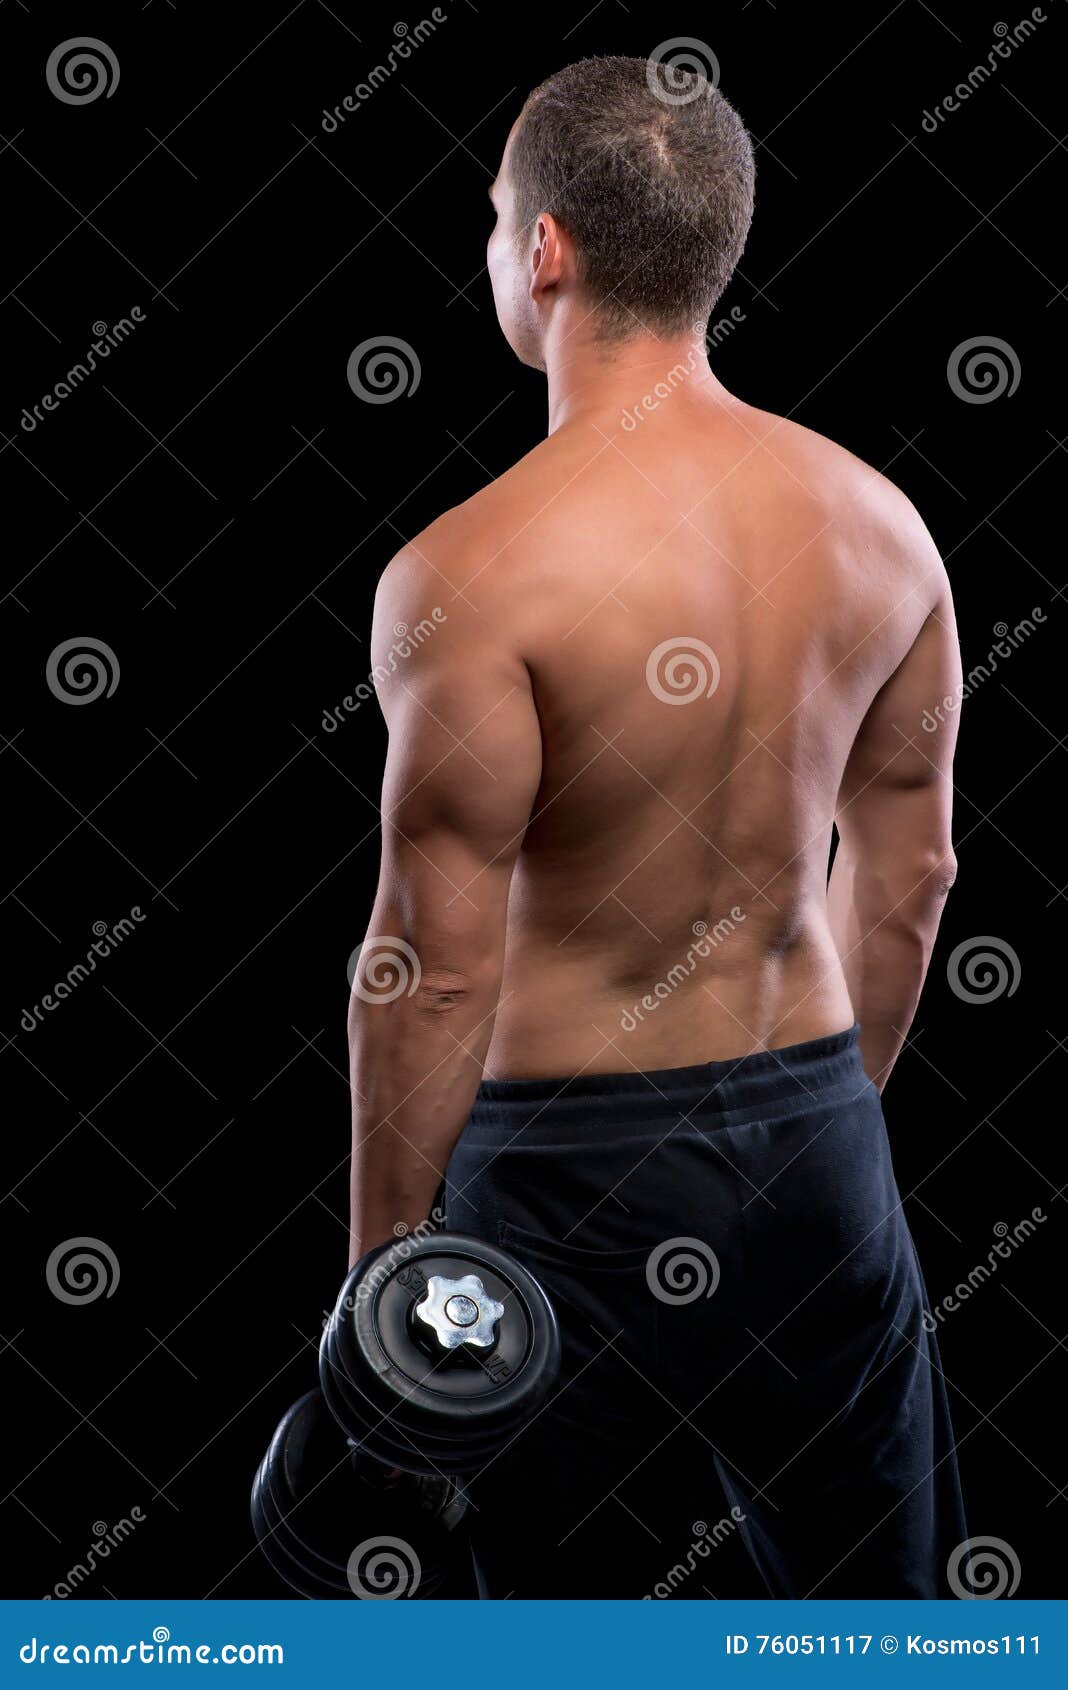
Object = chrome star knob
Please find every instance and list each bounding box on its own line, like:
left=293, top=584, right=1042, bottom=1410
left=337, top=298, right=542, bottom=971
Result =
left=414, top=1273, right=505, bottom=1351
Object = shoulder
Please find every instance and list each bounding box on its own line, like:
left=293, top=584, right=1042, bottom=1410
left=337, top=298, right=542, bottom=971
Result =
left=741, top=402, right=948, bottom=608
left=369, top=446, right=569, bottom=699
left=373, top=435, right=576, bottom=626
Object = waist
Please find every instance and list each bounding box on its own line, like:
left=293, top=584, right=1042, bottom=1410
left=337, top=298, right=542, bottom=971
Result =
left=469, top=1022, right=865, bottom=1142
left=487, top=913, right=854, bottom=1080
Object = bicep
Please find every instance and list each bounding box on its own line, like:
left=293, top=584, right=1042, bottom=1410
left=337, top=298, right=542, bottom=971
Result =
left=370, top=557, right=542, bottom=958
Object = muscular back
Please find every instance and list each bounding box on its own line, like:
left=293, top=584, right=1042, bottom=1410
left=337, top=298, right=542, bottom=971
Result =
left=370, top=386, right=956, bottom=1079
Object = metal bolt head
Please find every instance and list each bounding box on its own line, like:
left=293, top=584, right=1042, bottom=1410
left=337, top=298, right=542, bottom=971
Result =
left=444, top=1293, right=480, bottom=1327
left=414, top=1273, right=504, bottom=1351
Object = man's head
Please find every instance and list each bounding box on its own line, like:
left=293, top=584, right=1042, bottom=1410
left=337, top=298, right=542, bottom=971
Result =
left=487, top=55, right=755, bottom=367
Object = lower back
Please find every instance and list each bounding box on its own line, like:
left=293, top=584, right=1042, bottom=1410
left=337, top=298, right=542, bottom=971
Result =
left=486, top=892, right=854, bottom=1078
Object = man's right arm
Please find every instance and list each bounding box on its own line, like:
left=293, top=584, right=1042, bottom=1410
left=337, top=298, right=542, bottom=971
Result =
left=827, top=571, right=962, bottom=1091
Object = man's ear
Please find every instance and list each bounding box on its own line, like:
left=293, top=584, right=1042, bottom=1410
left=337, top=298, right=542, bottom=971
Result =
left=528, top=211, right=568, bottom=305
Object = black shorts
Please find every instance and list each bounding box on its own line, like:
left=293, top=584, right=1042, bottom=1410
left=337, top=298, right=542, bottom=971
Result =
left=444, top=1025, right=966, bottom=1598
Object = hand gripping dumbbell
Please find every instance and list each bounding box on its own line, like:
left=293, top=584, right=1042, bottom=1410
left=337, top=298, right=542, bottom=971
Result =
left=251, top=1232, right=560, bottom=1597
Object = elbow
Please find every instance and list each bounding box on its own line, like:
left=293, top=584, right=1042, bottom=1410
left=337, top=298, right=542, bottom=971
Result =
left=854, top=847, right=957, bottom=932
left=921, top=848, right=957, bottom=905
left=409, top=965, right=494, bottom=1016
left=349, top=943, right=500, bottom=1019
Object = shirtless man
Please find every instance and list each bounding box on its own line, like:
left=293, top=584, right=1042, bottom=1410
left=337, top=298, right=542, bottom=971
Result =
left=347, top=56, right=965, bottom=1598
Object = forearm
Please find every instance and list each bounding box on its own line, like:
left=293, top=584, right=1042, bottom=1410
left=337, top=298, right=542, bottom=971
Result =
left=348, top=967, right=501, bottom=1267
left=828, top=841, right=955, bottom=1090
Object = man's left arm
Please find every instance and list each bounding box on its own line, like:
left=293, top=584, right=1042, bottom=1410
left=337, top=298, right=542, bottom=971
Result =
left=348, top=543, right=541, bottom=1265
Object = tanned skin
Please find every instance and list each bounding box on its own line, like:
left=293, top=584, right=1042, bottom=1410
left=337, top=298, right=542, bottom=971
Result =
left=348, top=126, right=961, bottom=1265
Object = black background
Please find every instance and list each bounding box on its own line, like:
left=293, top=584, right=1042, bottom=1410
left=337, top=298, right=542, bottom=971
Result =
left=2, top=0, right=1065, bottom=1599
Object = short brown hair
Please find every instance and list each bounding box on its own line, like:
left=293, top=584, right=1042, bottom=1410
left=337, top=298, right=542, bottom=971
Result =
left=510, top=55, right=755, bottom=341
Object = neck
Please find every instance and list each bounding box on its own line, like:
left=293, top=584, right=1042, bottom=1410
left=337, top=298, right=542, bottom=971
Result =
left=542, top=308, right=727, bottom=434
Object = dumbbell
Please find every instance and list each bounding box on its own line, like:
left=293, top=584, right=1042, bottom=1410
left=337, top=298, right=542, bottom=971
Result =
left=252, top=1232, right=560, bottom=1596
left=319, top=1231, right=562, bottom=1476
left=251, top=1388, right=469, bottom=1598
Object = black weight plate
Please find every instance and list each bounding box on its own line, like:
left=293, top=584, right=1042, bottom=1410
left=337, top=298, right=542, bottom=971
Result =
left=257, top=1455, right=454, bottom=1601
left=322, top=1338, right=527, bottom=1477
left=340, top=1234, right=560, bottom=1432
left=322, top=1315, right=532, bottom=1471
left=320, top=1342, right=494, bottom=1480
left=253, top=1513, right=347, bottom=1598
left=320, top=1328, right=406, bottom=1444
left=259, top=1391, right=361, bottom=1566
left=260, top=1402, right=464, bottom=1577
left=252, top=1401, right=356, bottom=1588
left=257, top=1460, right=454, bottom=1601
left=251, top=1463, right=349, bottom=1598
left=252, top=1394, right=461, bottom=1597
left=256, top=1454, right=351, bottom=1580
left=352, top=1383, right=543, bottom=1460
left=341, top=1401, right=510, bottom=1477
left=373, top=1266, right=531, bottom=1400
left=321, top=1344, right=472, bottom=1476
left=322, top=1287, right=475, bottom=1452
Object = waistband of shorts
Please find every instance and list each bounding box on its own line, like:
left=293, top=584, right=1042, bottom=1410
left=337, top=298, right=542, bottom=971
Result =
left=466, top=1024, right=865, bottom=1136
